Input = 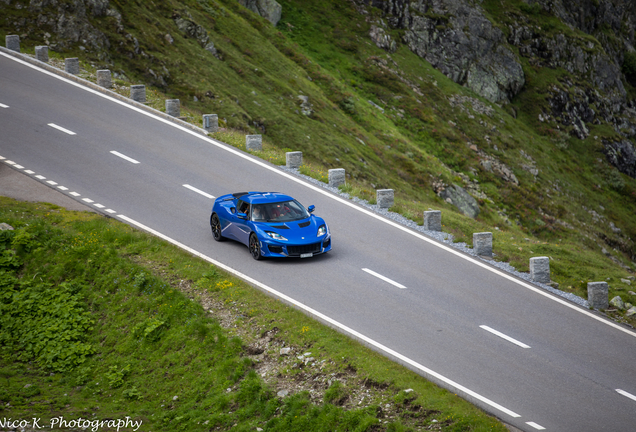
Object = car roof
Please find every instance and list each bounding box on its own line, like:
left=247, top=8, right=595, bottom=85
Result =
left=237, top=192, right=295, bottom=204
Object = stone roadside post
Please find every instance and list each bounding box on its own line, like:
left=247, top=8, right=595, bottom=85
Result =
left=530, top=257, right=550, bottom=284
left=246, top=135, right=262, bottom=151
left=65, top=58, right=79, bottom=75
left=587, top=282, right=609, bottom=309
left=328, top=169, right=345, bottom=188
left=6, top=35, right=20, bottom=52
left=473, top=232, right=493, bottom=258
left=130, top=85, right=146, bottom=103
left=286, top=151, right=302, bottom=169
left=377, top=189, right=394, bottom=209
left=35, top=46, right=49, bottom=62
left=166, top=99, right=180, bottom=117
left=96, top=70, right=111, bottom=88
left=423, top=210, right=442, bottom=231
left=203, top=114, right=218, bottom=133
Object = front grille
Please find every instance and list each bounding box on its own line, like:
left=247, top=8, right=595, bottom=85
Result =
left=298, top=221, right=310, bottom=228
left=287, top=242, right=321, bottom=256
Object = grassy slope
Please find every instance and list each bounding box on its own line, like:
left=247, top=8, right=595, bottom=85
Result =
left=0, top=197, right=506, bottom=431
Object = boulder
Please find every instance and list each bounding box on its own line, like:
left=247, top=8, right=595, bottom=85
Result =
left=439, top=184, right=480, bottom=219
left=610, top=295, right=626, bottom=310
left=239, top=0, right=282, bottom=26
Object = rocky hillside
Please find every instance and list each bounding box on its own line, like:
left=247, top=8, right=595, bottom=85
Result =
left=2, top=0, right=636, bottom=316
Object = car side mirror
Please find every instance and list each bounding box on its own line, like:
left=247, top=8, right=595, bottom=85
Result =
left=308, top=205, right=315, bottom=213
left=237, top=212, right=247, bottom=220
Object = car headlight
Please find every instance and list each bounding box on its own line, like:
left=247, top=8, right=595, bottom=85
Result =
left=317, top=224, right=327, bottom=237
left=266, top=231, right=288, bottom=241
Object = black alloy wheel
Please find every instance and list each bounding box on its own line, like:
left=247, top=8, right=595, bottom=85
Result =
left=210, top=214, right=223, bottom=241
left=249, top=233, right=262, bottom=260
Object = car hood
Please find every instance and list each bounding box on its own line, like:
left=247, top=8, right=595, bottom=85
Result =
left=257, top=216, right=326, bottom=243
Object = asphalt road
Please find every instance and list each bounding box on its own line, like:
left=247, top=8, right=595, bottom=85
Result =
left=1, top=49, right=635, bottom=431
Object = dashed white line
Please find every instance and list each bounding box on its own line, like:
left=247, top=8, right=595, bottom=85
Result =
left=526, top=422, right=545, bottom=430
left=47, top=123, right=76, bottom=135
left=57, top=186, right=68, bottom=191
left=362, top=268, right=407, bottom=289
left=480, top=325, right=531, bottom=349
left=110, top=151, right=140, bottom=164
left=105, top=209, right=117, bottom=214
left=0, top=103, right=8, bottom=108
left=35, top=175, right=46, bottom=180
left=183, top=184, right=215, bottom=199
left=94, top=203, right=105, bottom=209
left=13, top=164, right=24, bottom=169
left=24, top=170, right=34, bottom=174
left=82, top=198, right=94, bottom=203
left=617, top=389, right=636, bottom=402
left=5, top=160, right=15, bottom=165
left=46, top=180, right=58, bottom=186
left=70, top=192, right=80, bottom=197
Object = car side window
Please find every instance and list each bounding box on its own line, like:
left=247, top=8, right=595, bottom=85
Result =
left=237, top=200, right=250, bottom=215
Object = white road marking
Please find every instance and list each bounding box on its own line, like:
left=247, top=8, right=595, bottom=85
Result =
left=183, top=184, right=215, bottom=199
left=116, top=214, right=520, bottom=419
left=47, top=123, right=76, bottom=135
left=5, top=160, right=15, bottom=165
left=0, top=103, right=8, bottom=108
left=480, top=325, right=531, bottom=349
left=69, top=192, right=80, bottom=197
left=57, top=186, right=68, bottom=191
left=24, top=170, right=34, bottom=174
left=526, top=422, right=545, bottom=430
left=362, top=268, right=406, bottom=289
left=105, top=209, right=116, bottom=214
left=35, top=175, right=46, bottom=180
left=616, top=389, right=636, bottom=402
left=94, top=203, right=105, bottom=209
left=110, top=151, right=140, bottom=164
left=82, top=198, right=94, bottom=203
left=13, top=164, right=24, bottom=169
left=46, top=180, right=58, bottom=185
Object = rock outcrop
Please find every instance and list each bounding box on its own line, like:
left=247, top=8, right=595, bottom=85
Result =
left=239, top=0, right=282, bottom=26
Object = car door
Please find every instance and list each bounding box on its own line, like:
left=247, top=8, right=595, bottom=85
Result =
left=231, top=199, right=252, bottom=246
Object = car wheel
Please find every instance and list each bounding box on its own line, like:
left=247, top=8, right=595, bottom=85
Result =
left=249, top=233, right=262, bottom=260
left=210, top=213, right=224, bottom=242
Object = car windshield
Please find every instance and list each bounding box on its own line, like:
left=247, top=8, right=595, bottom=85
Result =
left=251, top=200, right=308, bottom=222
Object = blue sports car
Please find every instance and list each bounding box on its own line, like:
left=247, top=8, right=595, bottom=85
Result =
left=210, top=191, right=331, bottom=260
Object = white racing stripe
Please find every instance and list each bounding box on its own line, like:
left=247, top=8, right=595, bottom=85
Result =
left=480, top=325, right=531, bottom=349
left=47, top=123, right=76, bottom=135
left=183, top=184, right=215, bottom=199
left=115, top=214, right=521, bottom=419
left=110, top=150, right=140, bottom=164
left=362, top=268, right=406, bottom=289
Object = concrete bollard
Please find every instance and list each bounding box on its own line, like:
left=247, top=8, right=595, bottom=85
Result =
left=65, top=58, right=79, bottom=75
left=286, top=151, right=302, bottom=169
left=423, top=210, right=442, bottom=231
left=377, top=189, right=394, bottom=209
left=328, top=169, right=345, bottom=188
left=473, top=232, right=492, bottom=257
left=203, top=114, right=218, bottom=133
left=246, top=135, right=262, bottom=151
left=35, top=46, right=49, bottom=62
left=166, top=99, right=180, bottom=117
left=6, top=35, right=20, bottom=52
left=530, top=257, right=550, bottom=284
left=587, top=282, right=609, bottom=309
left=130, top=85, right=146, bottom=103
left=96, top=70, right=111, bottom=88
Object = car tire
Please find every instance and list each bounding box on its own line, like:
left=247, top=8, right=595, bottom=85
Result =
left=210, top=213, right=224, bottom=242
left=249, top=233, right=263, bottom=260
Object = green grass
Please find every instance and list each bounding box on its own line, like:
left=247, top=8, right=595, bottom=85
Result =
left=0, top=197, right=507, bottom=431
